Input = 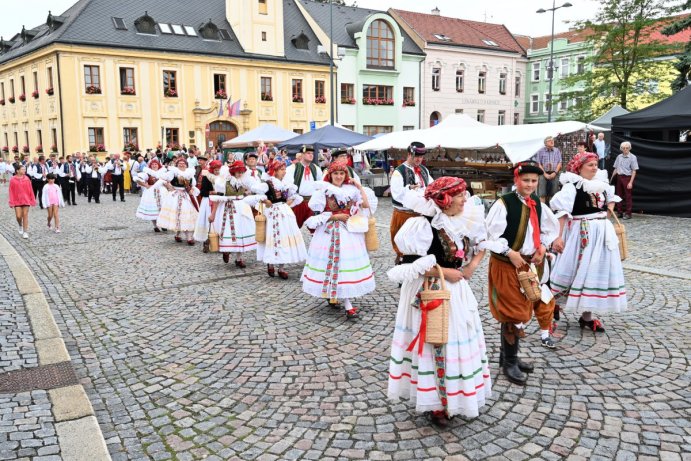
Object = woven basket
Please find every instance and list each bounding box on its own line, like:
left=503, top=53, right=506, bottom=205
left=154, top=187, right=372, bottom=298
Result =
left=208, top=231, right=219, bottom=253
left=611, top=214, right=627, bottom=260
left=365, top=216, right=379, bottom=252
left=420, top=265, right=451, bottom=346
left=516, top=266, right=541, bottom=302
left=255, top=204, right=267, bottom=243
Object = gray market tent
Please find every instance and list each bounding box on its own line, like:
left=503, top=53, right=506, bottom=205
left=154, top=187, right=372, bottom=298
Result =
left=589, top=105, right=630, bottom=130
left=222, top=124, right=297, bottom=148
left=277, top=125, right=373, bottom=153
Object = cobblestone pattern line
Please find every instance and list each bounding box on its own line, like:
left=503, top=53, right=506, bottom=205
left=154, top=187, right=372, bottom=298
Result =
left=0, top=188, right=689, bottom=461
left=0, top=390, right=60, bottom=460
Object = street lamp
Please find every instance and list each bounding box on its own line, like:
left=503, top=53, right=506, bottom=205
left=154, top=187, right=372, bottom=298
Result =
left=537, top=1, right=572, bottom=123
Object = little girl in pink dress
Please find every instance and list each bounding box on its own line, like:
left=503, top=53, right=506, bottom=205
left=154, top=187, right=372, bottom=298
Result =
left=42, top=174, right=65, bottom=233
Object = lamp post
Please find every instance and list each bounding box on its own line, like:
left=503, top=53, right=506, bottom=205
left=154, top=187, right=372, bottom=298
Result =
left=329, top=0, right=334, bottom=126
left=537, top=1, right=572, bottom=123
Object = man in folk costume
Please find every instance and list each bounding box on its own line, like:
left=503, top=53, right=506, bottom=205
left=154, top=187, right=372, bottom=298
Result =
left=326, top=148, right=360, bottom=182
left=242, top=151, right=265, bottom=193
left=485, top=161, right=560, bottom=386
left=389, top=142, right=433, bottom=263
left=285, top=145, right=323, bottom=228
left=193, top=155, right=208, bottom=206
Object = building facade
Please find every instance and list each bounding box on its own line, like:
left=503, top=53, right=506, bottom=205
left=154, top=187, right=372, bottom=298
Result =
left=296, top=0, right=425, bottom=135
left=0, top=0, right=332, bottom=157
left=390, top=8, right=527, bottom=128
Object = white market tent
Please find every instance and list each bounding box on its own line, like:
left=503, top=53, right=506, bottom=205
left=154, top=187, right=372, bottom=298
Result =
left=589, top=105, right=630, bottom=131
left=354, top=119, right=590, bottom=164
left=222, top=124, right=297, bottom=148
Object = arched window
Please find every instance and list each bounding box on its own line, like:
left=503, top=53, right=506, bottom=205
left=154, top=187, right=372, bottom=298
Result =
left=429, top=111, right=441, bottom=127
left=366, top=20, right=394, bottom=69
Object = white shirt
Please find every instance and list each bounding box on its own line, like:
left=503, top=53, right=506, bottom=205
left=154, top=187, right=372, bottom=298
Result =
left=390, top=163, right=433, bottom=211
left=106, top=160, right=123, bottom=175
left=187, top=156, right=199, bottom=169
left=84, top=164, right=107, bottom=178
left=28, top=163, right=48, bottom=180
left=284, top=162, right=324, bottom=197
left=593, top=139, right=607, bottom=159
left=485, top=193, right=560, bottom=255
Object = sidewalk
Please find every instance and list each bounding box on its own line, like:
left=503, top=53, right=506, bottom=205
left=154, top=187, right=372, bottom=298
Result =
left=0, top=234, right=110, bottom=461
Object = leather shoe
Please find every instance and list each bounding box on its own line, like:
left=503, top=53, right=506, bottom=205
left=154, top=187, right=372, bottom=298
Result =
left=235, top=260, right=246, bottom=268
left=278, top=270, right=288, bottom=280
left=267, top=265, right=275, bottom=277
left=222, top=253, right=230, bottom=263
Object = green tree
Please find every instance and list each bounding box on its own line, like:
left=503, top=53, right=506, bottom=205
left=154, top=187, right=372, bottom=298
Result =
left=662, top=1, right=691, bottom=91
left=558, top=0, right=680, bottom=120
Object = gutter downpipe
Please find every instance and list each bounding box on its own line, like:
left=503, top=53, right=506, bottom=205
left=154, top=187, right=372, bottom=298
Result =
left=56, top=51, right=66, bottom=155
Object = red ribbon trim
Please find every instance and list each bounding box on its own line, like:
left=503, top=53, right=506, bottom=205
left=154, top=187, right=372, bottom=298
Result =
left=406, top=298, right=444, bottom=356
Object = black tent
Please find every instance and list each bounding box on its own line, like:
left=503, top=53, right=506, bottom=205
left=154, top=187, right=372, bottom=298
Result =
left=611, top=86, right=691, bottom=218
left=277, top=125, right=373, bottom=154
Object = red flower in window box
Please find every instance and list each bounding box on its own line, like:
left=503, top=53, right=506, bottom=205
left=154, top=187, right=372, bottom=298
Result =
left=167, top=143, right=181, bottom=151
left=35, top=145, right=43, bottom=153
left=18, top=94, right=26, bottom=102
left=121, top=87, right=136, bottom=95
left=340, top=97, right=356, bottom=105
left=292, top=96, right=304, bottom=103
left=22, top=145, right=30, bottom=153
left=0, top=99, right=4, bottom=105
left=1, top=146, right=8, bottom=153
left=11, top=146, right=19, bottom=153
left=214, top=89, right=227, bottom=99
left=8, top=96, right=15, bottom=104
left=164, top=88, right=178, bottom=98
left=86, top=85, right=102, bottom=95
left=90, top=144, right=106, bottom=152
left=315, top=96, right=326, bottom=104
left=51, top=144, right=58, bottom=153
left=261, top=94, right=273, bottom=101
left=46, top=87, right=54, bottom=96
left=124, top=142, right=138, bottom=151
left=402, top=99, right=415, bottom=107
left=32, top=90, right=39, bottom=99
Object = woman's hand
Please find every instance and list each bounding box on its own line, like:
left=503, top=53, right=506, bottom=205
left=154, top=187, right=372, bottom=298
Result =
left=208, top=215, right=215, bottom=223
left=531, top=244, right=546, bottom=265
left=508, top=250, right=526, bottom=269
left=330, top=214, right=349, bottom=222
left=461, top=265, right=476, bottom=281
left=552, top=237, right=565, bottom=254
left=443, top=268, right=463, bottom=283
left=263, top=199, right=272, bottom=207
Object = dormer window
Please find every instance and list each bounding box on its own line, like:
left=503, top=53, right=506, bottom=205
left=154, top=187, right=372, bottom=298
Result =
left=134, top=12, right=157, bottom=35
left=366, top=20, right=395, bottom=69
left=21, top=26, right=38, bottom=44
left=433, top=34, right=451, bottom=42
left=291, top=32, right=310, bottom=50
left=46, top=11, right=65, bottom=31
left=0, top=37, right=15, bottom=54
left=199, top=20, right=220, bottom=40
left=482, top=39, right=499, bottom=47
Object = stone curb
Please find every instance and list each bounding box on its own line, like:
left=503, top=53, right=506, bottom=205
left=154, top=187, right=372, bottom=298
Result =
left=0, top=234, right=111, bottom=461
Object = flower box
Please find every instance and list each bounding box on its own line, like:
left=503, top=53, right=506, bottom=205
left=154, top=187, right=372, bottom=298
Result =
left=121, top=87, right=136, bottom=96
left=51, top=144, right=58, bottom=153
left=18, top=94, right=26, bottom=102
left=22, top=145, right=29, bottom=153
left=124, top=142, right=138, bottom=151
left=89, top=144, right=106, bottom=152
left=8, top=96, right=15, bottom=104
left=1, top=146, right=8, bottom=153
left=315, top=96, right=326, bottom=104
left=402, top=99, right=415, bottom=107
left=164, top=88, right=177, bottom=98
left=32, top=90, right=39, bottom=99
left=167, top=143, right=181, bottom=151
left=85, top=86, right=102, bottom=95
left=292, top=96, right=304, bottom=103
left=35, top=145, right=43, bottom=153
left=46, top=87, right=54, bottom=96
left=11, top=146, right=19, bottom=153
left=214, top=90, right=227, bottom=99
left=363, top=97, right=394, bottom=106
left=340, top=97, right=356, bottom=105
left=261, top=94, right=273, bottom=102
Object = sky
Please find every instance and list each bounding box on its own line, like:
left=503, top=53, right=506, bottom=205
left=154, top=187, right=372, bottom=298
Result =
left=1, top=0, right=603, bottom=41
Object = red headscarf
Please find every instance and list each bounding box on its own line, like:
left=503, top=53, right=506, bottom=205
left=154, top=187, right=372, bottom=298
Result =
left=175, top=157, right=188, bottom=167
left=424, top=176, right=467, bottom=209
left=266, top=159, right=285, bottom=177
left=148, top=159, right=161, bottom=169
left=567, top=151, right=599, bottom=174
left=229, top=160, right=246, bottom=174
left=323, top=161, right=352, bottom=184
left=208, top=160, right=222, bottom=172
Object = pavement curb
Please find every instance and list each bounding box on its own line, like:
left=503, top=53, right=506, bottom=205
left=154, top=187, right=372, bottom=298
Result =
left=0, top=233, right=112, bottom=461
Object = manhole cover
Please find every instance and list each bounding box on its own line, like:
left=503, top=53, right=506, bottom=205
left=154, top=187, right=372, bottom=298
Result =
left=0, top=362, right=79, bottom=393
left=99, top=226, right=128, bottom=231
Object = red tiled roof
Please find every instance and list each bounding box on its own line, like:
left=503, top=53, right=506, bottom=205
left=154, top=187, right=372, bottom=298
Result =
left=391, top=9, right=526, bottom=55
left=513, top=34, right=533, bottom=51
left=529, top=29, right=592, bottom=50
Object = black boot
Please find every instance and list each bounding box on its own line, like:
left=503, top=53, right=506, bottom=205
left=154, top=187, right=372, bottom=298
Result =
left=500, top=323, right=527, bottom=385
left=499, top=342, right=534, bottom=373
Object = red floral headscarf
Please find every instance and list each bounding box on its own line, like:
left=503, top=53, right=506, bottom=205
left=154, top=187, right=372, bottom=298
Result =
left=323, top=161, right=352, bottom=184
left=424, top=176, right=467, bottom=209
left=229, top=160, right=246, bottom=174
left=208, top=160, right=222, bottom=172
left=567, top=151, right=599, bottom=174
left=266, top=159, right=285, bottom=177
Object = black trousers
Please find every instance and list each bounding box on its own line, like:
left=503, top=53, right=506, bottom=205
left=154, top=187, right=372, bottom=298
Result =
left=32, top=179, right=45, bottom=207
left=88, top=178, right=101, bottom=202
left=78, top=175, right=88, bottom=195
left=111, top=174, right=124, bottom=201
left=62, top=178, right=76, bottom=204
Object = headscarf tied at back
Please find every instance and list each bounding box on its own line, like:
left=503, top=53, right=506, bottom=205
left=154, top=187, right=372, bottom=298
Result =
left=424, top=176, right=467, bottom=209
left=208, top=160, right=222, bottom=172
left=229, top=160, right=247, bottom=174
left=266, top=159, right=285, bottom=177
left=323, top=161, right=352, bottom=184
left=567, top=151, right=599, bottom=174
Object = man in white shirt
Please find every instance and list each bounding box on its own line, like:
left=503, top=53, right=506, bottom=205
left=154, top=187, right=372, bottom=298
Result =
left=84, top=157, right=107, bottom=203
left=389, top=142, right=433, bottom=262
left=28, top=155, right=49, bottom=208
left=285, top=145, right=323, bottom=228
left=187, top=150, right=199, bottom=170
left=105, top=153, right=126, bottom=202
left=55, top=155, right=79, bottom=205
left=593, top=132, right=607, bottom=170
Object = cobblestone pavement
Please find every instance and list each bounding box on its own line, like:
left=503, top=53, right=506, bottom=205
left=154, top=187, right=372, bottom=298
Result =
left=0, top=186, right=689, bottom=461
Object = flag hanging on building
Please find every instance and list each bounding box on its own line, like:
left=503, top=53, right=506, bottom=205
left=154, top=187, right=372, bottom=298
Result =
left=217, top=99, right=224, bottom=117
left=229, top=99, right=241, bottom=117
left=226, top=96, right=232, bottom=117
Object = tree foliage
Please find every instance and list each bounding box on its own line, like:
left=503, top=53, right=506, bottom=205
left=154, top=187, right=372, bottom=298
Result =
left=558, top=0, right=681, bottom=120
left=662, top=1, right=691, bottom=91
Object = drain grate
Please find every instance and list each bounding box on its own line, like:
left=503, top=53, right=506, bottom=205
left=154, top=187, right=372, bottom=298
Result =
left=0, top=362, right=79, bottom=393
left=99, top=226, right=128, bottom=231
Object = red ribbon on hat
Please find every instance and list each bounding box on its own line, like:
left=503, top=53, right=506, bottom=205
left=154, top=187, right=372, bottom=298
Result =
left=524, top=195, right=542, bottom=250
left=406, top=298, right=444, bottom=356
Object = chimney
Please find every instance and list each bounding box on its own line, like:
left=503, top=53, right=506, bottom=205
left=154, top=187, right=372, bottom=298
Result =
left=432, top=7, right=440, bottom=16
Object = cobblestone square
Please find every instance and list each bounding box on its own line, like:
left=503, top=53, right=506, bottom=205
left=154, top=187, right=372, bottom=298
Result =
left=1, top=188, right=689, bottom=460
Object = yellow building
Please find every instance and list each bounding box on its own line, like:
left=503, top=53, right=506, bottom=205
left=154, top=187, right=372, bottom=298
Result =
left=0, top=0, right=332, bottom=157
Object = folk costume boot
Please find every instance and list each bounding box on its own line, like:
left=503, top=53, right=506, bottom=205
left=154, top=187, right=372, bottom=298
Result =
left=500, top=323, right=528, bottom=385
left=499, top=339, right=534, bottom=373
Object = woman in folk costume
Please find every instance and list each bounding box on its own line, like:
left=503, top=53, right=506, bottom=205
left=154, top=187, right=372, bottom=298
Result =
left=387, top=177, right=491, bottom=427
left=257, top=159, right=308, bottom=279
left=193, top=160, right=223, bottom=247
left=549, top=152, right=626, bottom=332
left=209, top=160, right=266, bottom=268
left=301, top=161, right=377, bottom=319
left=135, top=159, right=167, bottom=232
left=156, top=157, right=199, bottom=245
left=485, top=161, right=560, bottom=386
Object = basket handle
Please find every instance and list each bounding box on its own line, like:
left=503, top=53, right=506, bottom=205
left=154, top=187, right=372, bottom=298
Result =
left=611, top=211, right=622, bottom=227
left=435, top=264, right=446, bottom=290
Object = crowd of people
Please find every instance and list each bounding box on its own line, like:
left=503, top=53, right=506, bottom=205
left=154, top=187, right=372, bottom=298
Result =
left=3, top=137, right=630, bottom=428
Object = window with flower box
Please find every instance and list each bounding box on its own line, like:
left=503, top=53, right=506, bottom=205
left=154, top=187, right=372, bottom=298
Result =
left=47, top=67, right=53, bottom=90
left=213, top=73, right=227, bottom=99
left=165, top=128, right=179, bottom=147
left=291, top=79, right=303, bottom=103
left=84, top=65, right=101, bottom=94
left=20, top=76, right=26, bottom=96
left=120, top=67, right=135, bottom=95
left=88, top=127, right=104, bottom=149
left=363, top=125, right=393, bottom=136
left=362, top=85, right=393, bottom=105
left=341, top=83, right=355, bottom=104
left=314, top=80, right=325, bottom=103
left=32, top=72, right=39, bottom=98
left=51, top=129, right=58, bottom=151
left=402, top=87, right=415, bottom=106
left=37, top=129, right=43, bottom=148
left=123, top=128, right=138, bottom=149
left=260, top=77, right=272, bottom=101
left=163, top=70, right=177, bottom=97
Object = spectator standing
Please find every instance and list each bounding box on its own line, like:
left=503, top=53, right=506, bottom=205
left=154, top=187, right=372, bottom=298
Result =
left=532, top=136, right=562, bottom=204
left=611, top=141, right=639, bottom=220
left=8, top=164, right=36, bottom=238
left=593, top=133, right=607, bottom=170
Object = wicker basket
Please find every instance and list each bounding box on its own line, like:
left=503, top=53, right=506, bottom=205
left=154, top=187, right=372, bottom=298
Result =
left=611, top=214, right=627, bottom=260
left=255, top=204, right=267, bottom=243
left=419, top=265, right=451, bottom=346
left=516, top=266, right=541, bottom=302
left=365, top=216, right=379, bottom=252
left=208, top=231, right=219, bottom=253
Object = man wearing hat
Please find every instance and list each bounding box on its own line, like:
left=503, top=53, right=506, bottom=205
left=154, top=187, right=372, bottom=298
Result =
left=327, top=148, right=360, bottom=182
left=389, top=141, right=433, bottom=263
left=285, top=145, right=323, bottom=228
left=485, top=161, right=560, bottom=386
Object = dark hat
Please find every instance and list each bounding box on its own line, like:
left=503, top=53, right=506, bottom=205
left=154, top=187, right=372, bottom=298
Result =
left=301, top=144, right=315, bottom=153
left=514, top=160, right=544, bottom=176
left=245, top=151, right=259, bottom=159
left=408, top=141, right=427, bottom=156
left=331, top=147, right=349, bottom=157
left=197, top=155, right=208, bottom=161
